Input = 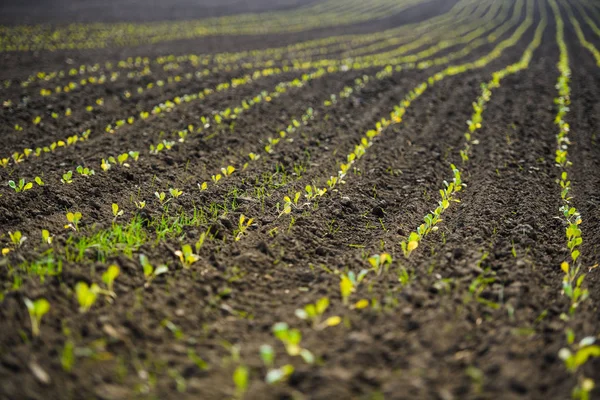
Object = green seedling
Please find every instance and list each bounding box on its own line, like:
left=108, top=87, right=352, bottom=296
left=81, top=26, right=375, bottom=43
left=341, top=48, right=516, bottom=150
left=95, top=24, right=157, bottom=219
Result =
left=76, top=165, right=95, bottom=177
left=61, top=171, right=73, bottom=184
left=211, top=174, right=222, bottom=183
left=340, top=270, right=368, bottom=305
left=128, top=151, right=140, bottom=161
left=260, top=344, right=275, bottom=368
left=23, top=298, right=50, bottom=337
left=75, top=282, right=99, bottom=313
left=295, top=297, right=341, bottom=329
left=34, top=176, right=44, bottom=186
left=266, top=364, right=294, bottom=385
left=101, top=159, right=111, bottom=171
left=9, top=231, right=26, bottom=247
left=233, top=365, right=249, bottom=399
left=112, top=203, right=123, bottom=222
left=272, top=322, right=314, bottom=363
left=368, top=253, right=392, bottom=276
left=304, top=185, right=327, bottom=201
left=117, top=153, right=129, bottom=166
left=235, top=215, right=254, bottom=241
left=559, top=332, right=600, bottom=400
left=401, top=164, right=463, bottom=257
left=221, top=165, right=235, bottom=177
left=174, top=244, right=199, bottom=269
left=8, top=179, right=33, bottom=192
left=41, top=229, right=53, bottom=245
left=65, top=212, right=82, bottom=231
left=102, top=265, right=120, bottom=296
left=561, top=261, right=589, bottom=315
left=155, top=191, right=167, bottom=204
left=135, top=201, right=146, bottom=209
left=280, top=192, right=301, bottom=216
left=169, top=188, right=183, bottom=198
left=140, top=254, right=169, bottom=287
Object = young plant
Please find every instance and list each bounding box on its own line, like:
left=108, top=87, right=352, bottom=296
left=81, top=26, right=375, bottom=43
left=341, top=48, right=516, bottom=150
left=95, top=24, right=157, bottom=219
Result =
left=9, top=231, right=26, bottom=248
left=169, top=188, right=183, bottom=198
left=41, top=229, right=53, bottom=245
left=221, top=165, right=235, bottom=177
left=102, top=265, right=120, bottom=296
left=560, top=261, right=589, bottom=315
left=61, top=171, right=74, bottom=184
left=8, top=179, right=33, bottom=193
left=235, top=215, right=254, bottom=241
left=559, top=332, right=600, bottom=400
left=174, top=244, right=200, bottom=269
left=259, top=344, right=294, bottom=384
left=401, top=164, right=463, bottom=257
left=340, top=270, right=369, bottom=305
left=155, top=191, right=167, bottom=204
left=65, top=212, right=82, bottom=231
left=75, top=282, right=99, bottom=313
left=23, top=298, right=50, bottom=337
left=76, top=165, right=95, bottom=177
left=295, top=297, right=341, bottom=329
left=111, top=203, right=123, bottom=223
left=272, top=322, right=314, bottom=364
left=233, top=365, right=249, bottom=399
left=140, top=254, right=169, bottom=287
left=367, top=253, right=392, bottom=276
left=279, top=192, right=301, bottom=216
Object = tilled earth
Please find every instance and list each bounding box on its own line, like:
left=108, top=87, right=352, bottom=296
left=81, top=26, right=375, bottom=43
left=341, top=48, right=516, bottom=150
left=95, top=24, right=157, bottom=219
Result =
left=1, top=0, right=600, bottom=399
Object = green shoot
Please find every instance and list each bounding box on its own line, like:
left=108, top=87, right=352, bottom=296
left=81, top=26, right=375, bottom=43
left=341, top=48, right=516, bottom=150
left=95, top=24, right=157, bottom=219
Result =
left=169, top=188, right=183, bottom=198
left=9, top=231, right=26, bottom=247
left=367, top=253, right=392, bottom=276
left=233, top=365, right=249, bottom=399
left=61, top=171, right=73, bottom=184
left=102, top=265, right=120, bottom=295
left=295, top=297, right=341, bottom=329
left=272, top=322, right=314, bottom=363
left=65, top=212, right=82, bottom=231
left=140, top=254, right=169, bottom=287
left=112, top=203, right=123, bottom=222
left=75, top=282, right=99, bottom=313
left=23, top=298, right=50, bottom=337
left=8, top=178, right=33, bottom=192
left=41, top=229, right=53, bottom=245
left=235, top=215, right=254, bottom=241
left=174, top=244, right=199, bottom=269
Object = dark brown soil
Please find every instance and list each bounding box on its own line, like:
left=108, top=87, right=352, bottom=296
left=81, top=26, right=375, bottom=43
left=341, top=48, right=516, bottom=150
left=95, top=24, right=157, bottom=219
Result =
left=1, top=1, right=600, bottom=399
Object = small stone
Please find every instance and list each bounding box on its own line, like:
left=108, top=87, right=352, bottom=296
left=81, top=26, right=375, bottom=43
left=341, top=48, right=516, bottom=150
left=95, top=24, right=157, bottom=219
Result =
left=29, top=361, right=50, bottom=385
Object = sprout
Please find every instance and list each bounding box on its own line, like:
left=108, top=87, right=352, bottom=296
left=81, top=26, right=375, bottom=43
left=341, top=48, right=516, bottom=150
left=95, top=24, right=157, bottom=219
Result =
left=169, top=188, right=183, bottom=198
left=233, top=365, right=249, bottom=398
left=221, top=165, right=235, bottom=177
left=235, top=215, right=254, bottom=241
left=76, top=165, right=95, bottom=177
left=295, top=297, right=341, bottom=329
left=41, top=229, right=53, bottom=245
left=9, top=231, right=26, bottom=247
left=23, top=298, right=50, bottom=337
left=272, top=322, right=314, bottom=363
left=61, top=171, right=73, bottom=184
left=140, top=254, right=169, bottom=287
left=117, top=153, right=129, bottom=166
left=174, top=245, right=199, bottom=269
left=155, top=191, right=167, bottom=204
left=34, top=176, right=44, bottom=186
left=8, top=178, right=33, bottom=193
left=135, top=201, right=146, bottom=209
left=112, top=203, right=123, bottom=222
left=75, top=282, right=99, bottom=313
left=102, top=265, right=120, bottom=295
left=367, top=253, right=392, bottom=276
left=65, top=212, right=82, bottom=231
